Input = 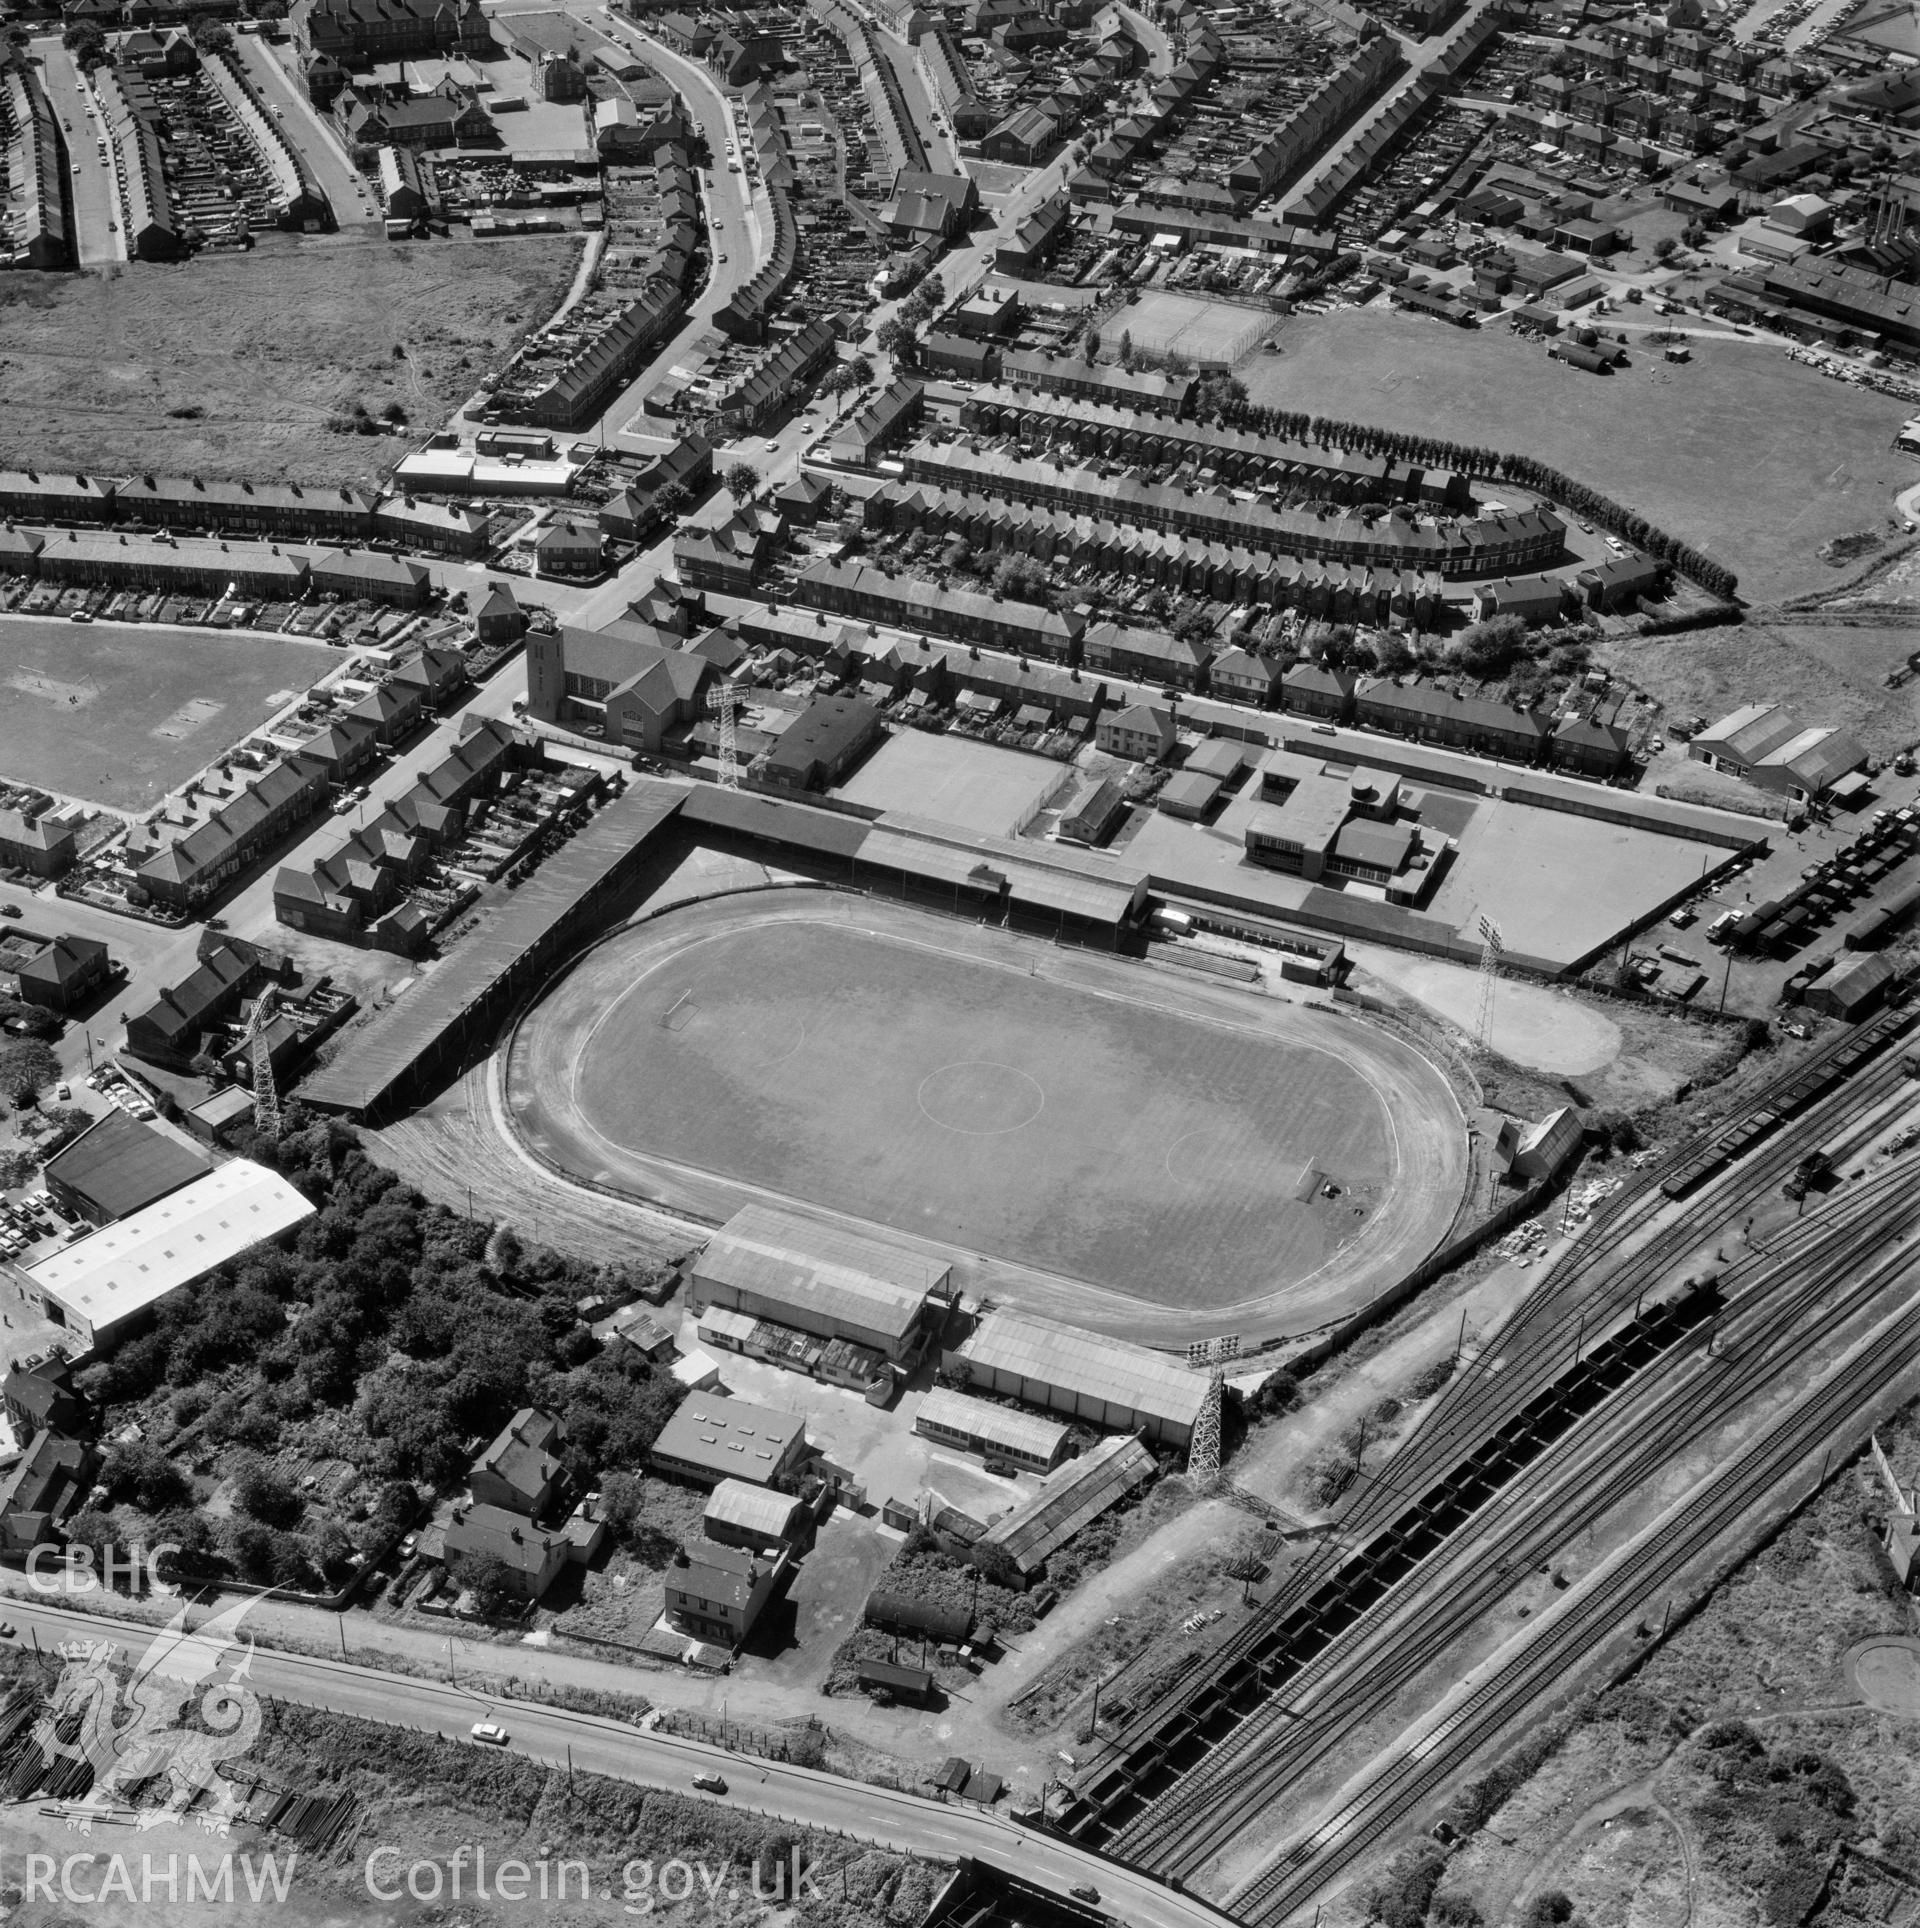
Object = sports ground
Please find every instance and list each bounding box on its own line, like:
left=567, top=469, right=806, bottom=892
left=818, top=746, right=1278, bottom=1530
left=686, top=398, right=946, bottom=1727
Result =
left=510, top=893, right=1469, bottom=1339
left=0, top=616, right=332, bottom=811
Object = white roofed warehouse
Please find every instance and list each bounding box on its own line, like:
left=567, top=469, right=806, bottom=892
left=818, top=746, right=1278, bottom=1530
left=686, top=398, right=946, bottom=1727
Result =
left=945, top=1308, right=1208, bottom=1449
left=691, top=1205, right=952, bottom=1364
left=26, top=1160, right=317, bottom=1353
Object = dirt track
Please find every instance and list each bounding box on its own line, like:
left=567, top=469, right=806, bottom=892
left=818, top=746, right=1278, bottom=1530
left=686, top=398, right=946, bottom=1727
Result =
left=364, top=1061, right=698, bottom=1269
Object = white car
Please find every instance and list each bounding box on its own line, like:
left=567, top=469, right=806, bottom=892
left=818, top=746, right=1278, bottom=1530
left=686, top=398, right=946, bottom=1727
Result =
left=470, top=1722, right=509, bottom=1746
left=763, top=440, right=779, bottom=453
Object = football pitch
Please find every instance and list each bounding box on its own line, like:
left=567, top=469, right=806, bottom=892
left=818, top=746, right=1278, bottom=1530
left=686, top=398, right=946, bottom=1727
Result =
left=512, top=895, right=1468, bottom=1329
left=0, top=616, right=332, bottom=811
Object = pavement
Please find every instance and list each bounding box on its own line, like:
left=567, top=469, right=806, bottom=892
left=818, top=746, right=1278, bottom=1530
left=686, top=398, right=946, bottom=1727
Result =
left=33, top=41, right=124, bottom=267
left=0, top=1592, right=1228, bottom=1928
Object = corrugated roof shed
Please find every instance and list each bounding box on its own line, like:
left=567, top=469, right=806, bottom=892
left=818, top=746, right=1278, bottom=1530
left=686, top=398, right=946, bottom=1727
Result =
left=977, top=1433, right=1156, bottom=1572
left=958, top=1308, right=1208, bottom=1431
left=917, top=1385, right=1070, bottom=1462
left=704, top=1478, right=805, bottom=1542
left=697, top=1204, right=948, bottom=1343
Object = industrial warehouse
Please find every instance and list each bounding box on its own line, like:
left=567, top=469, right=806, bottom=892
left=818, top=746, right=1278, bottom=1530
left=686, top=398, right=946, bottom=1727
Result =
left=690, top=1205, right=953, bottom=1375
left=25, top=1159, right=315, bottom=1352
left=945, top=1309, right=1213, bottom=1450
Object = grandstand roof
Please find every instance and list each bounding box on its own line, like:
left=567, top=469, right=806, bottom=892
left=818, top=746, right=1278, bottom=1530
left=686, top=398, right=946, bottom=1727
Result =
left=298, top=782, right=685, bottom=1115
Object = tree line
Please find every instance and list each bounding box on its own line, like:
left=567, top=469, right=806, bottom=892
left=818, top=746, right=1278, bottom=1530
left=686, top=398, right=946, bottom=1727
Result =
left=1222, top=401, right=1740, bottom=600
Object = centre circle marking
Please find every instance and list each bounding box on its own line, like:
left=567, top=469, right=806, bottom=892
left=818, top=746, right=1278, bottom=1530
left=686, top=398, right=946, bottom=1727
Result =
left=916, top=1060, right=1046, bottom=1136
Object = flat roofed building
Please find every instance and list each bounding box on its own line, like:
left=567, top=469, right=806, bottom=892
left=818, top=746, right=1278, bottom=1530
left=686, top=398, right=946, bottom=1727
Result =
left=691, top=1205, right=949, bottom=1361
left=915, top=1385, right=1069, bottom=1471
left=947, top=1308, right=1207, bottom=1447
left=650, top=1393, right=809, bottom=1489
left=28, top=1160, right=316, bottom=1352
left=43, top=1112, right=210, bottom=1228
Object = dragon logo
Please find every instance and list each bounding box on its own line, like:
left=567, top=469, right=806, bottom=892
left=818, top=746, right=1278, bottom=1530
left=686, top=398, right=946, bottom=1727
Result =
left=31, top=1594, right=268, bottom=1835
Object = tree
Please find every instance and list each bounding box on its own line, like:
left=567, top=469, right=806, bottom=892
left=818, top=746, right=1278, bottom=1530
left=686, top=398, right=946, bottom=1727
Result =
left=310, top=1520, right=358, bottom=1586
left=1119, top=329, right=1134, bottom=370
left=723, top=462, right=759, bottom=500
left=651, top=480, right=690, bottom=521
left=1448, top=614, right=1527, bottom=680
left=0, top=998, right=58, bottom=1039
left=1082, top=325, right=1101, bottom=363
left=876, top=317, right=919, bottom=365
left=452, top=1551, right=519, bottom=1619
left=990, top=554, right=1051, bottom=603
left=62, top=20, right=107, bottom=65
left=234, top=1462, right=303, bottom=1529
left=189, top=13, right=234, bottom=53
left=1170, top=605, right=1215, bottom=646
left=0, top=1039, right=58, bottom=1105
left=101, top=1440, right=191, bottom=1513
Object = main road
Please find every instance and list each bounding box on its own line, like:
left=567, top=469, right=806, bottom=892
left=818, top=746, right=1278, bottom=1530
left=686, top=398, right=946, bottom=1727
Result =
left=1, top=1592, right=1228, bottom=1928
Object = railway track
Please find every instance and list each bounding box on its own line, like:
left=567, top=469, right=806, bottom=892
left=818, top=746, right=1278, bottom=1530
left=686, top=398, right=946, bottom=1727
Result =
left=1230, top=1252, right=1920, bottom=1923
left=1099, top=1160, right=1920, bottom=1878
left=1064, top=1017, right=1920, bottom=1840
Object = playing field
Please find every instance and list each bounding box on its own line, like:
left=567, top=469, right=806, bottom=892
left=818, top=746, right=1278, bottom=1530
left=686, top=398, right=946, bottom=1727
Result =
left=1240, top=310, right=1913, bottom=604
left=0, top=616, right=334, bottom=811
left=511, top=894, right=1468, bottom=1331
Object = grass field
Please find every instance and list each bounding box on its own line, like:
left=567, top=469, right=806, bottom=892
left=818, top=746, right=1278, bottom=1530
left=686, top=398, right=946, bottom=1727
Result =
left=1596, top=619, right=1920, bottom=761
left=514, top=897, right=1467, bottom=1320
left=0, top=616, right=333, bottom=810
left=1240, top=310, right=1913, bottom=604
left=0, top=233, right=579, bottom=491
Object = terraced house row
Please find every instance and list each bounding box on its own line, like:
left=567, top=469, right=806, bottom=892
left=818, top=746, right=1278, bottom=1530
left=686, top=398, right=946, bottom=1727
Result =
left=947, top=385, right=1471, bottom=509
left=0, top=466, right=485, bottom=554
left=895, top=440, right=1565, bottom=578
left=858, top=484, right=1452, bottom=623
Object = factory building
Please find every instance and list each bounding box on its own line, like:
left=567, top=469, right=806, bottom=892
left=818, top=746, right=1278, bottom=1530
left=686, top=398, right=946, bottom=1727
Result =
left=649, top=1393, right=810, bottom=1490
left=690, top=1205, right=951, bottom=1364
left=944, top=1308, right=1209, bottom=1449
left=27, top=1160, right=316, bottom=1353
